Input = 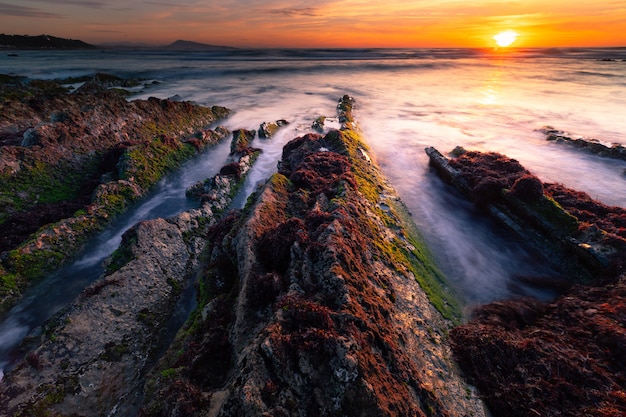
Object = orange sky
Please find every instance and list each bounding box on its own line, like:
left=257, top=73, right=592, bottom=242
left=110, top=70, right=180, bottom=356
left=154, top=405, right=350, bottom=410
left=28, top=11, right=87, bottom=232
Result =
left=1, top=0, right=626, bottom=48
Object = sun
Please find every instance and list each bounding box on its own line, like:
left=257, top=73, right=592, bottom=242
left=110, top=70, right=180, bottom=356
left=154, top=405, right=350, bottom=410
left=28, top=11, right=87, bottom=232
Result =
left=493, top=30, right=519, bottom=47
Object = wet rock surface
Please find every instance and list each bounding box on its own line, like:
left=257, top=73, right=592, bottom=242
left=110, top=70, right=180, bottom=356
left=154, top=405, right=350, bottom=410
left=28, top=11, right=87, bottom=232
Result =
left=0, top=74, right=231, bottom=313
left=427, top=146, right=626, bottom=417
left=259, top=119, right=289, bottom=138
left=139, top=97, right=484, bottom=417
left=426, top=147, right=626, bottom=282
left=0, top=138, right=260, bottom=417
left=540, top=126, right=626, bottom=162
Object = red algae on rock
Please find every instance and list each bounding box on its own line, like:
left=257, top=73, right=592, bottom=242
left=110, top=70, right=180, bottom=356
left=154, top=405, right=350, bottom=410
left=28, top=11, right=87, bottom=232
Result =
left=451, top=279, right=626, bottom=417
left=426, top=146, right=626, bottom=417
left=139, top=97, right=484, bottom=417
left=0, top=74, right=231, bottom=313
left=426, top=146, right=625, bottom=282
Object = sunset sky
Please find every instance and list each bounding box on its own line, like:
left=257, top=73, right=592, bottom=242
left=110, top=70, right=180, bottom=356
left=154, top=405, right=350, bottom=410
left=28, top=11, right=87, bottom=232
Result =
left=1, top=0, right=626, bottom=48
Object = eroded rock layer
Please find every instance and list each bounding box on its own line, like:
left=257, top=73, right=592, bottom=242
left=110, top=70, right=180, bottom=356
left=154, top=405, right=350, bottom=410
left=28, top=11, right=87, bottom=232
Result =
left=139, top=97, right=485, bottom=417
left=0, top=139, right=260, bottom=417
left=426, top=146, right=626, bottom=417
left=0, top=75, right=231, bottom=312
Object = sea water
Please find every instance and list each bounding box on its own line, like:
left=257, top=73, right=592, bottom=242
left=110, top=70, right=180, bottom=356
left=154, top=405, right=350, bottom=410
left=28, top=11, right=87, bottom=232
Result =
left=1, top=48, right=625, bottom=376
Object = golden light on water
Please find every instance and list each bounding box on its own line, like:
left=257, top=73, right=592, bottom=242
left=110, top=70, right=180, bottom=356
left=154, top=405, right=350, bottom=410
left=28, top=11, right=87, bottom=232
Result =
left=493, top=30, right=519, bottom=47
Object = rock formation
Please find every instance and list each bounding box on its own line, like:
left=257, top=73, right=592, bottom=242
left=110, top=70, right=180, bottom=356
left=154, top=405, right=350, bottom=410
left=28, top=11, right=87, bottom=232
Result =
left=0, top=137, right=261, bottom=417
left=539, top=126, right=626, bottom=162
left=426, top=146, right=626, bottom=417
left=259, top=119, right=289, bottom=138
left=138, top=97, right=485, bottom=417
left=426, top=146, right=626, bottom=282
left=0, top=74, right=231, bottom=313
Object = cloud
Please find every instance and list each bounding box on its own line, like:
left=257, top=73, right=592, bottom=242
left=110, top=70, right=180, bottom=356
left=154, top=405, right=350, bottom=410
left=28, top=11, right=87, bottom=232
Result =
left=269, top=7, right=320, bottom=17
left=0, top=2, right=62, bottom=18
left=25, top=0, right=107, bottom=7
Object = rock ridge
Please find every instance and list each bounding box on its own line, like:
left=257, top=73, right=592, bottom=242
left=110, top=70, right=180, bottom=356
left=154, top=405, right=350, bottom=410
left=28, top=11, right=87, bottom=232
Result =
left=139, top=96, right=485, bottom=417
left=0, top=75, right=231, bottom=313
left=0, top=135, right=261, bottom=417
left=426, top=145, right=626, bottom=417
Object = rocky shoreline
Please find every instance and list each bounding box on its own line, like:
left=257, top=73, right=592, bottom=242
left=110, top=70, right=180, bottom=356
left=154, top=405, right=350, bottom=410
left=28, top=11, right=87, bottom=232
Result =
left=0, top=74, right=230, bottom=313
left=0, top=92, right=486, bottom=416
left=137, top=96, right=483, bottom=417
left=427, top=146, right=626, bottom=416
left=0, top=132, right=261, bottom=416
left=1, top=72, right=625, bottom=417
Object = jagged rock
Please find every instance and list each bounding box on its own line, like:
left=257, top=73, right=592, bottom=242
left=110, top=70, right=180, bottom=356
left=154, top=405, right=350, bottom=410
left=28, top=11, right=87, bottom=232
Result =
left=0, top=77, right=231, bottom=313
left=0, top=140, right=260, bottom=417
left=425, top=146, right=626, bottom=282
left=140, top=97, right=485, bottom=417
left=259, top=119, right=289, bottom=138
left=312, top=116, right=326, bottom=133
left=539, top=126, right=626, bottom=161
left=230, top=128, right=256, bottom=154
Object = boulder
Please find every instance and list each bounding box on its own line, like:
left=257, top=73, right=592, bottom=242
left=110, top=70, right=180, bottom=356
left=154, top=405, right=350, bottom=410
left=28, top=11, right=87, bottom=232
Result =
left=259, top=119, right=289, bottom=138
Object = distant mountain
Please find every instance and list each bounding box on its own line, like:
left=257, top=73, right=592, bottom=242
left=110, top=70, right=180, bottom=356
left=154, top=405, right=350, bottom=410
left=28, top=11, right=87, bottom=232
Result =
left=0, top=34, right=95, bottom=50
left=163, top=40, right=237, bottom=51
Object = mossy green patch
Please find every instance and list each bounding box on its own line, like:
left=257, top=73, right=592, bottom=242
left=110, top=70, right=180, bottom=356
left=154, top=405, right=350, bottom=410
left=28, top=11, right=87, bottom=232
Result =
left=105, top=229, right=137, bottom=275
left=118, top=140, right=197, bottom=190
left=5, top=248, right=66, bottom=282
left=0, top=158, right=98, bottom=222
left=329, top=108, right=462, bottom=322
left=531, top=196, right=579, bottom=233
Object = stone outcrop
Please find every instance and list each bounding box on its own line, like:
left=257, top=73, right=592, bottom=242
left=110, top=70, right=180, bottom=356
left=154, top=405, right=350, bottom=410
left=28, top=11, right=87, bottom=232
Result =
left=259, top=119, right=289, bottom=138
left=0, top=137, right=260, bottom=417
left=139, top=97, right=485, bottom=417
left=539, top=126, right=626, bottom=162
left=426, top=146, right=626, bottom=417
left=0, top=75, right=231, bottom=313
left=426, top=146, right=626, bottom=283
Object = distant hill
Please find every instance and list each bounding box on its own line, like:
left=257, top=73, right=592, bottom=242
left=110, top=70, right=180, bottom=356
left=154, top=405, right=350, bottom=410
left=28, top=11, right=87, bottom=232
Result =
left=0, top=34, right=96, bottom=50
left=162, top=40, right=237, bottom=51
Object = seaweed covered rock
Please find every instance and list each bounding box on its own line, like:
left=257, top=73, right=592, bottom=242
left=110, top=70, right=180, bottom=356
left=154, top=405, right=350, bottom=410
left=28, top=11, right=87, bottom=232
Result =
left=0, top=75, right=231, bottom=313
left=451, top=278, right=626, bottom=417
left=140, top=97, right=485, bottom=417
left=0, top=136, right=260, bottom=417
left=425, top=147, right=626, bottom=283
left=230, top=128, right=256, bottom=154
left=426, top=146, right=626, bottom=417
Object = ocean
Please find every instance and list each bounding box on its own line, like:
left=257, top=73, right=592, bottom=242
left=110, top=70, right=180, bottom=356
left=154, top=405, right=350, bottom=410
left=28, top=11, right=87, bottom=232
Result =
left=1, top=48, right=625, bottom=375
